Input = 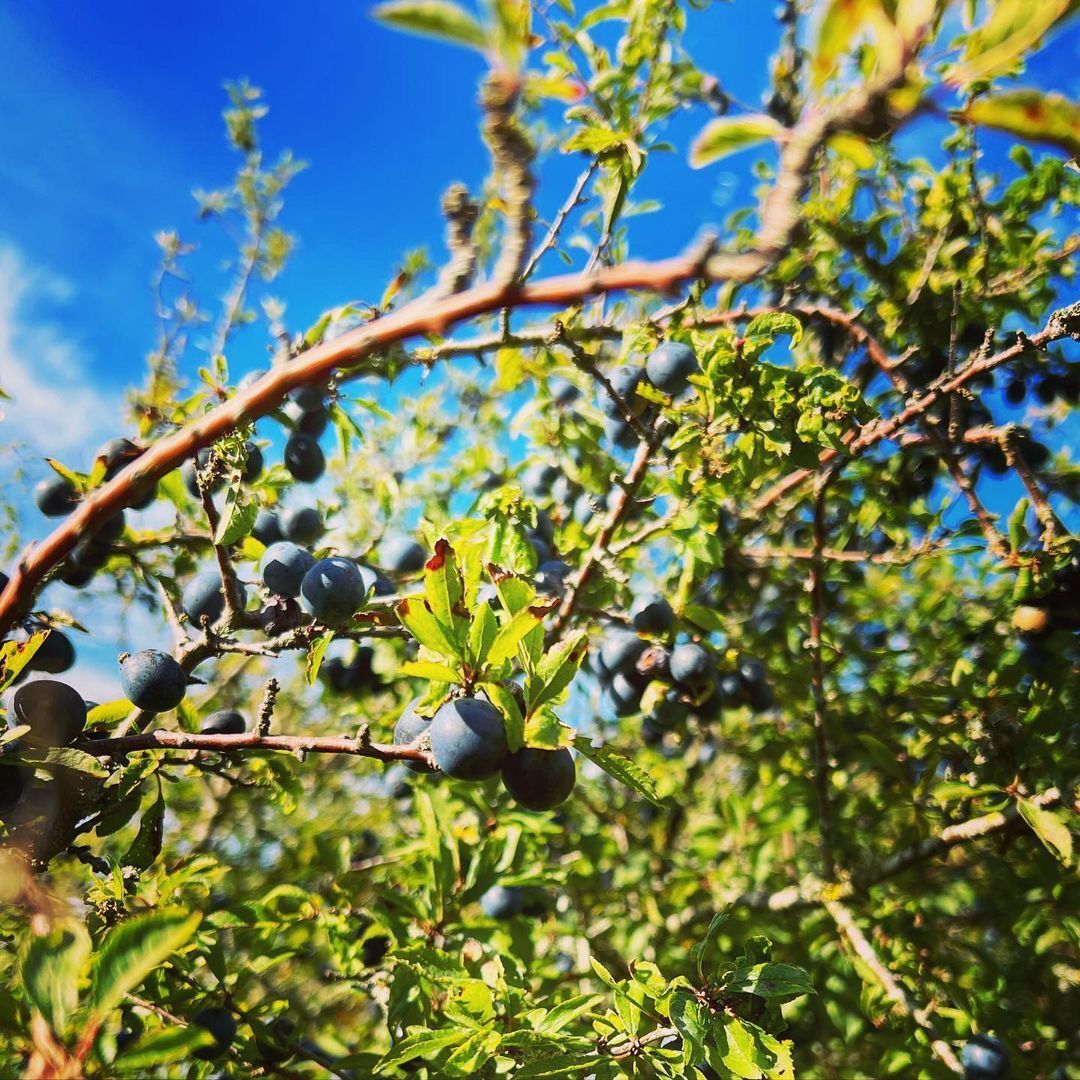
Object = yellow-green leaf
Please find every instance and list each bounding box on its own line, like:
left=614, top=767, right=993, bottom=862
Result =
left=20, top=922, right=90, bottom=1034
left=689, top=115, right=782, bottom=169
left=1017, top=797, right=1073, bottom=867
left=399, top=659, right=462, bottom=683
left=952, top=0, right=1077, bottom=84
left=88, top=910, right=202, bottom=1019
left=372, top=0, right=491, bottom=51
left=963, top=90, right=1080, bottom=158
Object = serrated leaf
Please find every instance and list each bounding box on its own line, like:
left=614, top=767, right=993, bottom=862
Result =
left=523, top=705, right=567, bottom=749
left=1017, top=797, right=1073, bottom=867
left=88, top=909, right=202, bottom=1019
left=468, top=602, right=498, bottom=667
left=214, top=485, right=257, bottom=545
left=528, top=631, right=588, bottom=715
left=372, top=0, right=491, bottom=52
left=479, top=681, right=524, bottom=752
left=114, top=1024, right=216, bottom=1070
left=396, top=595, right=460, bottom=659
left=952, top=0, right=1076, bottom=84
left=375, top=1027, right=470, bottom=1073
left=535, top=993, right=605, bottom=1034
left=724, top=961, right=815, bottom=1002
left=0, top=631, right=48, bottom=692
left=689, top=114, right=782, bottom=168
left=745, top=311, right=803, bottom=344
left=20, top=922, right=90, bottom=1034
left=124, top=782, right=165, bottom=870
left=424, top=539, right=467, bottom=657
left=574, top=737, right=663, bottom=806
left=489, top=601, right=553, bottom=666
left=306, top=630, right=335, bottom=686
left=963, top=90, right=1080, bottom=157
left=14, top=746, right=110, bottom=779
left=86, top=699, right=135, bottom=729
left=399, top=659, right=462, bottom=683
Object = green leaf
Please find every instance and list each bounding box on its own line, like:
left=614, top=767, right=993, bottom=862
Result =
left=963, top=90, right=1080, bottom=157
left=424, top=539, right=468, bottom=657
left=124, top=782, right=165, bottom=870
left=467, top=601, right=498, bottom=667
left=114, top=1024, right=216, bottom=1070
left=812, top=0, right=896, bottom=86
left=11, top=745, right=110, bottom=778
left=745, top=312, right=803, bottom=344
left=399, top=659, right=462, bottom=683
left=523, top=705, right=567, bottom=749
left=488, top=601, right=553, bottom=666
left=691, top=910, right=731, bottom=983
left=20, top=922, right=90, bottom=1034
left=88, top=909, right=202, bottom=1019
left=1017, top=797, right=1073, bottom=867
left=724, top=961, right=815, bottom=1002
left=372, top=0, right=491, bottom=52
left=953, top=0, right=1077, bottom=84
left=86, top=699, right=134, bottom=729
left=306, top=630, right=335, bottom=686
left=669, top=989, right=711, bottom=1066
left=479, top=681, right=524, bottom=752
left=215, top=484, right=257, bottom=545
left=0, top=631, right=48, bottom=693
left=396, top=594, right=461, bottom=659
left=375, top=1027, right=470, bottom=1073
left=573, top=737, right=663, bottom=806
left=534, top=993, right=605, bottom=1034
left=528, top=631, right=587, bottom=714
left=690, top=114, right=782, bottom=169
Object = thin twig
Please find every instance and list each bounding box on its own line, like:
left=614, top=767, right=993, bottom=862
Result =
left=824, top=899, right=963, bottom=1074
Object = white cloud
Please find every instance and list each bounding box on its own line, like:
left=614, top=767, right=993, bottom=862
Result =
left=0, top=241, right=119, bottom=457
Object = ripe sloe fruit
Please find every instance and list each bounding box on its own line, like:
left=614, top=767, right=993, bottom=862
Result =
left=201, top=710, right=246, bottom=735
left=284, top=433, right=325, bottom=482
left=501, top=746, right=576, bottom=811
left=34, top=475, right=79, bottom=517
left=283, top=400, right=329, bottom=437
left=260, top=542, right=315, bottom=598
left=535, top=560, right=571, bottom=595
left=252, top=508, right=285, bottom=546
left=12, top=680, right=86, bottom=746
left=645, top=340, right=697, bottom=394
left=27, top=629, right=76, bottom=674
left=357, top=564, right=395, bottom=597
left=429, top=697, right=508, bottom=780
left=630, top=593, right=674, bottom=634
left=300, top=557, right=366, bottom=624
left=599, top=630, right=646, bottom=677
left=394, top=699, right=431, bottom=773
left=182, top=571, right=244, bottom=627
left=600, top=365, right=645, bottom=418
left=480, top=884, right=525, bottom=919
left=192, top=1006, right=237, bottom=1060
left=670, top=643, right=713, bottom=693
left=961, top=1035, right=1008, bottom=1080
left=381, top=536, right=427, bottom=573
left=603, top=414, right=637, bottom=450
left=281, top=506, right=324, bottom=545
left=242, top=441, right=264, bottom=482
left=120, top=650, right=187, bottom=713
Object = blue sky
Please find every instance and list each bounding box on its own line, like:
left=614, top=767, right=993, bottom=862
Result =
left=0, top=2, right=1076, bottom=699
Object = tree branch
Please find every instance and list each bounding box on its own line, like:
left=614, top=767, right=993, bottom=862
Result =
left=823, top=898, right=963, bottom=1074
left=78, top=727, right=434, bottom=766
left=0, top=70, right=922, bottom=636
